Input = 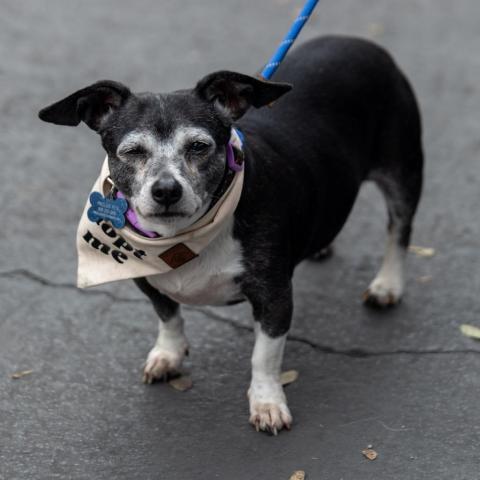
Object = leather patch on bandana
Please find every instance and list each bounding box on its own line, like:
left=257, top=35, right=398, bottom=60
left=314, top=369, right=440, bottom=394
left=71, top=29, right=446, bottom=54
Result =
left=158, top=243, right=198, bottom=269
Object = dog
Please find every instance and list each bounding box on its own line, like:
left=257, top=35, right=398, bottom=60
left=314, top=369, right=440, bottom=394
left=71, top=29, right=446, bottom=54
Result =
left=38, top=35, right=423, bottom=434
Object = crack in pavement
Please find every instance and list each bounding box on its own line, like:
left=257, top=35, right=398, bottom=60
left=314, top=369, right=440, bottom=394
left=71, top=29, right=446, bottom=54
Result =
left=2, top=268, right=480, bottom=358
left=191, top=306, right=480, bottom=358
left=0, top=268, right=144, bottom=303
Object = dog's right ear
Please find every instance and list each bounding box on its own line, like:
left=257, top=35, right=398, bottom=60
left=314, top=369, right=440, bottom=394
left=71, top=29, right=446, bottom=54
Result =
left=38, top=80, right=131, bottom=131
left=195, top=71, right=292, bottom=120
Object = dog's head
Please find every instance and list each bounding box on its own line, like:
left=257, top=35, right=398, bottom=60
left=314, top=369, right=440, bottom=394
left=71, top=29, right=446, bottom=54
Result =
left=39, top=73, right=291, bottom=236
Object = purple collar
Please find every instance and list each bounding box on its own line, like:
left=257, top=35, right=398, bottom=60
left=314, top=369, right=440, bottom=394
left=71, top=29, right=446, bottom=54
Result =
left=226, top=141, right=243, bottom=172
left=115, top=190, right=158, bottom=238
left=116, top=136, right=243, bottom=238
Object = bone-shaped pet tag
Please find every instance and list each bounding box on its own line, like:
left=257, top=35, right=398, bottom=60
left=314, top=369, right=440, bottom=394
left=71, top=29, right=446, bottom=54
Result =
left=87, top=191, right=128, bottom=229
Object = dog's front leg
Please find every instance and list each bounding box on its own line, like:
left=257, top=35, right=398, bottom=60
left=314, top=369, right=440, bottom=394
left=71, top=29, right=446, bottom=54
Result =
left=134, top=278, right=189, bottom=384
left=245, top=282, right=293, bottom=434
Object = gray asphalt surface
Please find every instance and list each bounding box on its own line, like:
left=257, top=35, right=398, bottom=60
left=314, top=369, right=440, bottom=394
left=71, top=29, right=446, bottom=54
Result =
left=1, top=1, right=480, bottom=479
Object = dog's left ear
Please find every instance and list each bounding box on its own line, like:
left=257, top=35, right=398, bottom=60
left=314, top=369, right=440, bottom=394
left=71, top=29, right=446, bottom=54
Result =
left=38, top=80, right=131, bottom=131
left=195, top=71, right=292, bottom=120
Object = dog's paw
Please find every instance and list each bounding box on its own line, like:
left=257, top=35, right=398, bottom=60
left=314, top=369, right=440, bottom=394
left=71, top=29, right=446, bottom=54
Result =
left=363, top=277, right=403, bottom=308
left=142, top=345, right=188, bottom=384
left=249, top=400, right=292, bottom=434
left=248, top=385, right=292, bottom=434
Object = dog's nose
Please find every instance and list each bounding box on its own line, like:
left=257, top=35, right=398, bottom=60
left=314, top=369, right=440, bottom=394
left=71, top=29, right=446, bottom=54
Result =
left=151, top=178, right=183, bottom=207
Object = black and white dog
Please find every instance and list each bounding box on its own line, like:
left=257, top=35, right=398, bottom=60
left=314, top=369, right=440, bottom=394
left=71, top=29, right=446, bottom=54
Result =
left=39, top=36, right=423, bottom=434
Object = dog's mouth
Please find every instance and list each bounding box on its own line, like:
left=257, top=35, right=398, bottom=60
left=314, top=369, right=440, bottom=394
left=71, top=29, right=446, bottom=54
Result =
left=133, top=201, right=206, bottom=236
left=150, top=211, right=187, bottom=219
left=136, top=206, right=190, bottom=220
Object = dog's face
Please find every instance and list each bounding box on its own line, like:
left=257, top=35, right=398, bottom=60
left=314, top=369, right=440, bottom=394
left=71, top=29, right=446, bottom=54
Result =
left=39, top=73, right=291, bottom=235
left=99, top=91, right=231, bottom=236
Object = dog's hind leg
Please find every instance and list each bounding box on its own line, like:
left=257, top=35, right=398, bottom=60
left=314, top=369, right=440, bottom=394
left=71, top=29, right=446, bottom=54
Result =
left=363, top=74, right=423, bottom=307
left=363, top=142, right=423, bottom=307
left=134, top=278, right=189, bottom=383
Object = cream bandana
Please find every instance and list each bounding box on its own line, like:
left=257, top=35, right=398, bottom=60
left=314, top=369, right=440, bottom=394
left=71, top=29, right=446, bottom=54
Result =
left=76, top=130, right=244, bottom=288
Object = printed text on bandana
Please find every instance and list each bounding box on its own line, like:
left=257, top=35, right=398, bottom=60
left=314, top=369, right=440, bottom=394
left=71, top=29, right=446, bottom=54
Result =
left=82, top=220, right=198, bottom=269
left=83, top=221, right=146, bottom=264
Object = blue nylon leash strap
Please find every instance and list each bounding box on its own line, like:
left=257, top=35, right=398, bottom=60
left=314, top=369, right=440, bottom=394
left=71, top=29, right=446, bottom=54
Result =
left=261, top=0, right=319, bottom=80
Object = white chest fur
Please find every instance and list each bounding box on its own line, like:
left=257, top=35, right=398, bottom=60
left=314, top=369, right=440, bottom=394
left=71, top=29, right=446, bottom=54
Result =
left=146, top=220, right=245, bottom=306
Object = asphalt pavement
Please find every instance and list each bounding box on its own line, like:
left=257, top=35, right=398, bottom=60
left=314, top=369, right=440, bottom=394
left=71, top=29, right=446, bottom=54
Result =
left=1, top=1, right=479, bottom=479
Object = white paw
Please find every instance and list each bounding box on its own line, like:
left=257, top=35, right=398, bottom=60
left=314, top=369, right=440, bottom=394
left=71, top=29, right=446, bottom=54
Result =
left=363, top=276, right=404, bottom=307
left=248, top=383, right=292, bottom=434
left=143, top=344, right=188, bottom=384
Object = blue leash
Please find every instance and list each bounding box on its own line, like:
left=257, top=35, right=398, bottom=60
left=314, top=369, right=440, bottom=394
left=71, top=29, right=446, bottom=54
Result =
left=261, top=0, right=319, bottom=80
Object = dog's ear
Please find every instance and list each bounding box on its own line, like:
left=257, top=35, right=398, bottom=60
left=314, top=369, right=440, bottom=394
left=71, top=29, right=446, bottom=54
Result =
left=38, top=80, right=131, bottom=131
left=195, top=71, right=292, bottom=120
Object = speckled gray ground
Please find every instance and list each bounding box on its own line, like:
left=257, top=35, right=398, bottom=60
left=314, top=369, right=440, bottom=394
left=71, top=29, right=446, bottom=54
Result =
left=1, top=1, right=480, bottom=479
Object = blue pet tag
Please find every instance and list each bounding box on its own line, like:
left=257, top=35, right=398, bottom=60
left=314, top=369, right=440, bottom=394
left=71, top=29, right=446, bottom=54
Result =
left=87, top=191, right=128, bottom=229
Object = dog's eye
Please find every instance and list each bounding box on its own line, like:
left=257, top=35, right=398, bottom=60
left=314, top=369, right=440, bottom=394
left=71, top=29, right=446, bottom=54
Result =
left=123, top=146, right=147, bottom=156
left=188, top=141, right=209, bottom=154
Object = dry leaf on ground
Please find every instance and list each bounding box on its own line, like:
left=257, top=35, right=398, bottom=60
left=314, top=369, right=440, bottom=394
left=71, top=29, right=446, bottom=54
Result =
left=362, top=448, right=378, bottom=461
left=367, top=23, right=384, bottom=38
left=408, top=245, right=436, bottom=257
left=460, top=324, right=480, bottom=340
left=168, top=375, right=193, bottom=392
left=281, top=370, right=299, bottom=386
left=417, top=275, right=433, bottom=284
left=11, top=370, right=33, bottom=379
left=289, top=471, right=305, bottom=480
